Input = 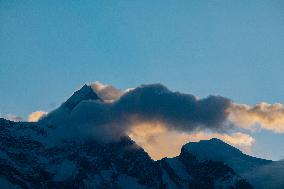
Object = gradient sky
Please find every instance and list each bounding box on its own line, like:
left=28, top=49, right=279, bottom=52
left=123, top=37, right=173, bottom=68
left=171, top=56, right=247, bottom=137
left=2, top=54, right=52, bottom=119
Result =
left=1, top=0, right=284, bottom=160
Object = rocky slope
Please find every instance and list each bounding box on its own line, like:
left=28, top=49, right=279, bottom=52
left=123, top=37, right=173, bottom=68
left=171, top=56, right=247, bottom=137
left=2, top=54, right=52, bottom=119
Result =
left=0, top=117, right=253, bottom=189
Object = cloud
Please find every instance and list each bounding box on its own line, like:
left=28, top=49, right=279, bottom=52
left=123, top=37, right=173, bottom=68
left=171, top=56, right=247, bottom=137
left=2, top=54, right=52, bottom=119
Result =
left=43, top=83, right=233, bottom=143
left=90, top=81, right=124, bottom=102
left=42, top=83, right=284, bottom=136
left=114, top=84, right=232, bottom=133
left=127, top=122, right=254, bottom=160
left=0, top=113, right=23, bottom=122
left=228, top=102, right=284, bottom=133
left=28, top=111, right=48, bottom=122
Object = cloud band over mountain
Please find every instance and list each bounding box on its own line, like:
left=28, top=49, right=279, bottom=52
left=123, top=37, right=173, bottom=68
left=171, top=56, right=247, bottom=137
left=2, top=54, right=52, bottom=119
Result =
left=42, top=83, right=233, bottom=141
left=35, top=82, right=284, bottom=159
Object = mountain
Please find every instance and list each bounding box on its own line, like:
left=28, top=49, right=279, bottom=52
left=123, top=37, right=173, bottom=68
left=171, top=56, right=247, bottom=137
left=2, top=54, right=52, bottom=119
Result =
left=181, top=138, right=284, bottom=189
left=0, top=116, right=253, bottom=189
left=0, top=118, right=161, bottom=188
left=182, top=138, right=271, bottom=174
left=159, top=146, right=253, bottom=189
left=62, top=84, right=102, bottom=111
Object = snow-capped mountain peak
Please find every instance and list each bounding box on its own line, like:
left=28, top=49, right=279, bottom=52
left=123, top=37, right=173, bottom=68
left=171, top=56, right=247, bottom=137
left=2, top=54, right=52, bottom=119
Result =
left=182, top=138, right=243, bottom=161
left=182, top=138, right=271, bottom=174
left=62, top=84, right=102, bottom=111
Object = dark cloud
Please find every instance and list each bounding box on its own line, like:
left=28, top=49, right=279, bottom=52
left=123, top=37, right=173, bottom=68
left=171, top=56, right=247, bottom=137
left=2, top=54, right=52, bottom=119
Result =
left=113, top=84, right=231, bottom=132
left=42, top=84, right=232, bottom=142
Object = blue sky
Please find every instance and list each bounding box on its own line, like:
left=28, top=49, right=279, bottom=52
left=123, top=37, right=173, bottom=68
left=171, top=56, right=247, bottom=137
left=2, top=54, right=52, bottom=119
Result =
left=1, top=0, right=284, bottom=160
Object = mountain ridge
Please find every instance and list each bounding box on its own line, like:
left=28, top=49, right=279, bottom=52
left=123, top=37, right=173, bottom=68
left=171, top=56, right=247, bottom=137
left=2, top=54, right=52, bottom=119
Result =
left=182, top=138, right=272, bottom=174
left=0, top=117, right=254, bottom=189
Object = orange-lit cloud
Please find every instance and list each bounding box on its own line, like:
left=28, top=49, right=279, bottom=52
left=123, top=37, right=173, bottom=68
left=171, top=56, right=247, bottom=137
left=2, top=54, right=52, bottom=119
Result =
left=128, top=122, right=254, bottom=160
left=28, top=111, right=48, bottom=122
left=228, top=102, right=284, bottom=133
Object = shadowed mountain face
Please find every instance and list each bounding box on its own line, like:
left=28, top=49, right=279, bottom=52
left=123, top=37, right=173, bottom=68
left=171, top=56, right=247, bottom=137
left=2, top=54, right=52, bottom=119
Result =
left=62, top=84, right=102, bottom=111
left=0, top=118, right=162, bottom=189
left=181, top=138, right=284, bottom=189
left=159, top=146, right=253, bottom=189
left=0, top=118, right=252, bottom=189
left=182, top=138, right=271, bottom=174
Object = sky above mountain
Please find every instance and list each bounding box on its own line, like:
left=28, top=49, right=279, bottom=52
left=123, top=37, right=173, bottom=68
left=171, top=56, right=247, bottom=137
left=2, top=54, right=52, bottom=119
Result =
left=1, top=0, right=284, bottom=160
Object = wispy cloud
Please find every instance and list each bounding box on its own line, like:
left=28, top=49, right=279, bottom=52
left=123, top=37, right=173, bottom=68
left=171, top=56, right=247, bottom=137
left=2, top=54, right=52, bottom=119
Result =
left=228, top=102, right=284, bottom=133
left=0, top=113, right=23, bottom=122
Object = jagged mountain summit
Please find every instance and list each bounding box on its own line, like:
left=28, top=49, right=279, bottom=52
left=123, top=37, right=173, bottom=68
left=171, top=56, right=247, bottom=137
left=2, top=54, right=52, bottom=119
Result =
left=62, top=84, right=102, bottom=111
left=0, top=83, right=279, bottom=188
